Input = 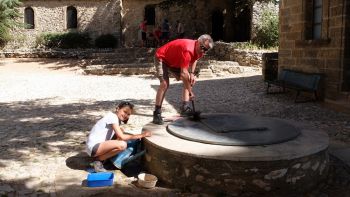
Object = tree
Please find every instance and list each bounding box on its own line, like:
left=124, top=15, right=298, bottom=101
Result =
left=253, top=9, right=279, bottom=48
left=231, top=0, right=279, bottom=16
left=0, top=0, right=22, bottom=47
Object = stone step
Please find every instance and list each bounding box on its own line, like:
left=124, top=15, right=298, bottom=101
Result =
left=91, top=48, right=156, bottom=58
left=91, top=52, right=155, bottom=59
left=329, top=147, right=350, bottom=172
left=339, top=92, right=350, bottom=102
left=324, top=98, right=350, bottom=114
left=198, top=69, right=214, bottom=78
left=84, top=63, right=154, bottom=75
left=198, top=60, right=244, bottom=74
left=88, top=57, right=153, bottom=65
left=113, top=47, right=156, bottom=53
left=83, top=59, right=258, bottom=76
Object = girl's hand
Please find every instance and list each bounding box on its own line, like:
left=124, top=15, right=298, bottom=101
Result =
left=143, top=130, right=152, bottom=137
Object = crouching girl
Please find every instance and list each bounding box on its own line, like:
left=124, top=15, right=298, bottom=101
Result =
left=86, top=101, right=151, bottom=172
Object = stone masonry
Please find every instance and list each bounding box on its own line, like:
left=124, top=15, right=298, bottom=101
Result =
left=5, top=0, right=121, bottom=50
left=279, top=0, right=349, bottom=101
left=4, top=0, right=277, bottom=49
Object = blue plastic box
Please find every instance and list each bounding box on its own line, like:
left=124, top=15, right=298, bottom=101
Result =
left=87, top=172, right=114, bottom=187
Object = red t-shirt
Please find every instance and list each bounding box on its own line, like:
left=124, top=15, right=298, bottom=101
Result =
left=140, top=21, right=147, bottom=32
left=154, top=29, right=161, bottom=39
left=155, top=39, right=203, bottom=69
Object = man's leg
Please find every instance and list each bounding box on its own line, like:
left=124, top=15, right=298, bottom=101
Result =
left=153, top=58, right=169, bottom=125
left=180, top=86, right=193, bottom=116
left=167, top=68, right=192, bottom=116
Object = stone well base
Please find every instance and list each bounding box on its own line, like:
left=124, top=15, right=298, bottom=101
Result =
left=142, top=115, right=329, bottom=196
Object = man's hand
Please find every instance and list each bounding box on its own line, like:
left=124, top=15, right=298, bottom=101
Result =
left=189, top=73, right=196, bottom=86
left=189, top=91, right=195, bottom=101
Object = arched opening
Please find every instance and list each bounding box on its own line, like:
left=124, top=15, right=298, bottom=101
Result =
left=67, top=6, right=77, bottom=29
left=24, top=7, right=34, bottom=29
left=211, top=10, right=224, bottom=41
left=145, top=5, right=155, bottom=26
left=232, top=5, right=251, bottom=42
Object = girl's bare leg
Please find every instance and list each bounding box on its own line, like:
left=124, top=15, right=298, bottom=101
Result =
left=94, top=140, right=127, bottom=160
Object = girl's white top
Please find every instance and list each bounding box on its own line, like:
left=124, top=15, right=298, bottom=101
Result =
left=86, top=112, right=120, bottom=156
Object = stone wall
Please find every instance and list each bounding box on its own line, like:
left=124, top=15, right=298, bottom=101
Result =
left=208, top=41, right=276, bottom=68
left=121, top=0, right=232, bottom=47
left=3, top=0, right=277, bottom=50
left=120, top=0, right=160, bottom=47
left=4, top=0, right=121, bottom=50
left=279, top=0, right=348, bottom=100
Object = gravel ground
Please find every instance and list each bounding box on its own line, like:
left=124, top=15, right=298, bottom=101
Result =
left=0, top=58, right=349, bottom=196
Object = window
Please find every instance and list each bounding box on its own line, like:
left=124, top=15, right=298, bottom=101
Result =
left=67, top=6, right=77, bottom=29
left=24, top=7, right=34, bottom=29
left=312, top=0, right=322, bottom=39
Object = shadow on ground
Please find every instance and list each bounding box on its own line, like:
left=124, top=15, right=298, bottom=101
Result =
left=151, top=75, right=350, bottom=141
left=13, top=58, right=85, bottom=71
left=0, top=98, right=154, bottom=162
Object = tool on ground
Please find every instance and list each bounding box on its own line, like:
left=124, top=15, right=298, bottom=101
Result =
left=191, top=99, right=202, bottom=121
left=189, top=90, right=201, bottom=121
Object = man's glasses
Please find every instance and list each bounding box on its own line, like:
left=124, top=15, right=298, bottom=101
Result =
left=200, top=44, right=209, bottom=52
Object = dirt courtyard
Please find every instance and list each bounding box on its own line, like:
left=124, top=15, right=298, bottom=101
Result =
left=0, top=58, right=349, bottom=196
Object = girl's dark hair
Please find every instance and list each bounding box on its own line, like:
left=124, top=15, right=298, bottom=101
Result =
left=117, top=101, right=134, bottom=124
left=117, top=101, right=134, bottom=110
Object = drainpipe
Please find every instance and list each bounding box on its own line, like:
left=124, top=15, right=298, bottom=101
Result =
left=339, top=0, right=346, bottom=92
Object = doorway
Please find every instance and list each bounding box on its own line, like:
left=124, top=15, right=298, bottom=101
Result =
left=232, top=5, right=251, bottom=42
left=145, top=5, right=155, bottom=25
left=211, top=10, right=224, bottom=41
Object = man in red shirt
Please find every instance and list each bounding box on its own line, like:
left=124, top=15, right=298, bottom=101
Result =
left=153, top=34, right=214, bottom=125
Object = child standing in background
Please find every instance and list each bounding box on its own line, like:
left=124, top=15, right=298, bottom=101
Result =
left=140, top=19, right=148, bottom=47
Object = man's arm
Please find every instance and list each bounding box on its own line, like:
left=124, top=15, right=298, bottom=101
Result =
left=189, top=60, right=198, bottom=85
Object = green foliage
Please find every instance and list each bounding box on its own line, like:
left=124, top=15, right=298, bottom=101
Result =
left=231, top=0, right=278, bottom=16
left=95, top=34, right=118, bottom=48
left=235, top=41, right=278, bottom=50
left=36, top=32, right=92, bottom=49
left=158, top=0, right=191, bottom=9
left=253, top=9, right=279, bottom=48
left=235, top=41, right=262, bottom=50
left=0, top=0, right=22, bottom=47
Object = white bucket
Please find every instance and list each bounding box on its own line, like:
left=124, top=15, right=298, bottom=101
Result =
left=137, top=173, right=158, bottom=189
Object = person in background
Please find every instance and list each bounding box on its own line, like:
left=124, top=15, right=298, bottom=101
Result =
left=140, top=18, right=147, bottom=47
left=175, top=20, right=185, bottom=38
left=153, top=25, right=162, bottom=47
left=160, top=19, right=170, bottom=44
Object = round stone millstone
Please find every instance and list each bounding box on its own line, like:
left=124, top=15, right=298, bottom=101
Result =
left=142, top=113, right=330, bottom=196
left=167, top=113, right=300, bottom=146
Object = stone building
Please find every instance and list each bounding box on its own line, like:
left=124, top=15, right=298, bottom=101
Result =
left=5, top=0, right=277, bottom=49
left=279, top=0, right=349, bottom=108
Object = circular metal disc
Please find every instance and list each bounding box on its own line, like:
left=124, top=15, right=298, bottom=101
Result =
left=167, top=114, right=300, bottom=146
